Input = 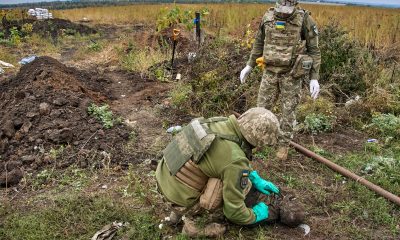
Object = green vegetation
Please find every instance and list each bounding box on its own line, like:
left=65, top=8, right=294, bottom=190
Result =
left=49, top=145, right=65, bottom=160
left=156, top=5, right=209, bottom=32
left=120, top=47, right=169, bottom=75
left=0, top=195, right=159, bottom=240
left=303, top=113, right=337, bottom=134
left=319, top=22, right=399, bottom=116
left=170, top=82, right=192, bottom=109
left=1, top=4, right=399, bottom=240
left=87, top=41, right=102, bottom=52
left=9, top=27, right=22, bottom=46
left=366, top=113, right=400, bottom=140
left=88, top=104, right=121, bottom=129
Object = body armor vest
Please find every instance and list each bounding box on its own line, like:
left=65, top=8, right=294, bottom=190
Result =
left=163, top=117, right=251, bottom=176
left=263, top=8, right=307, bottom=73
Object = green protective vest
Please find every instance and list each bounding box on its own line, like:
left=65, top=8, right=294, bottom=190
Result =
left=163, top=117, right=251, bottom=176
left=263, top=8, right=307, bottom=71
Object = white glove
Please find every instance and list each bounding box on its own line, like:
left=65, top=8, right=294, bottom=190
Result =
left=240, top=65, right=253, bottom=84
left=310, top=79, right=320, bottom=100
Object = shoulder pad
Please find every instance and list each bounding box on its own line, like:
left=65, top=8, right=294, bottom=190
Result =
left=299, top=8, right=311, bottom=16
left=263, top=9, right=275, bottom=22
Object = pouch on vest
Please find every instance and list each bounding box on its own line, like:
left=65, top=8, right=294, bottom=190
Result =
left=289, top=54, right=313, bottom=79
left=200, top=178, right=223, bottom=210
left=163, top=119, right=216, bottom=176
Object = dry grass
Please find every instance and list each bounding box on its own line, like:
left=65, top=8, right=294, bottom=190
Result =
left=53, top=3, right=400, bottom=48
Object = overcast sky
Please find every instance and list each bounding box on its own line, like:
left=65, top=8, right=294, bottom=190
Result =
left=1, top=0, right=400, bottom=5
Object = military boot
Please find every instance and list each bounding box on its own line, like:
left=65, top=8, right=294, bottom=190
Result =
left=276, top=146, right=289, bottom=161
left=182, top=218, right=226, bottom=238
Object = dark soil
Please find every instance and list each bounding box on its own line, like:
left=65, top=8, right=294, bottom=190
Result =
left=0, top=56, right=151, bottom=187
left=294, top=127, right=366, bottom=154
left=1, top=18, right=96, bottom=41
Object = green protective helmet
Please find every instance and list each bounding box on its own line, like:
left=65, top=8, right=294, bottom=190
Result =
left=275, top=0, right=298, bottom=19
left=237, top=107, right=282, bottom=148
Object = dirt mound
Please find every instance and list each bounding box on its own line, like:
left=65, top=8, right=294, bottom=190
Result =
left=1, top=18, right=96, bottom=40
left=0, top=57, right=132, bottom=188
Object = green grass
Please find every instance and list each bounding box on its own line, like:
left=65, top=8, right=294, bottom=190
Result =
left=253, top=140, right=400, bottom=239
left=317, top=145, right=399, bottom=235
left=0, top=166, right=160, bottom=240
left=0, top=195, right=159, bottom=240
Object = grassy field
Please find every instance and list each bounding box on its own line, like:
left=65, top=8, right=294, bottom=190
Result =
left=53, top=3, right=400, bottom=48
left=1, top=2, right=399, bottom=240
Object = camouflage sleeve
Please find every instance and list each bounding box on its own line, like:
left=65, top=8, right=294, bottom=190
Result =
left=246, top=19, right=266, bottom=68
left=302, top=14, right=321, bottom=80
left=221, top=158, right=256, bottom=225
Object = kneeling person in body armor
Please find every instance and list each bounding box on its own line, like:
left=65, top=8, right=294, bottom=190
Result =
left=156, top=107, right=305, bottom=237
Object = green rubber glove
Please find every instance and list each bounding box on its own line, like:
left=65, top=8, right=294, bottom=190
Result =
left=249, top=170, right=279, bottom=195
left=252, top=202, right=269, bottom=223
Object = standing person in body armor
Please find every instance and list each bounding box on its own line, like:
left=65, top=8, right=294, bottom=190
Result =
left=156, top=107, right=305, bottom=238
left=239, top=0, right=321, bottom=161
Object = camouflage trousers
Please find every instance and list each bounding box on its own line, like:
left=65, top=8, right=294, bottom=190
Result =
left=160, top=185, right=278, bottom=227
left=257, top=71, right=304, bottom=141
left=159, top=187, right=304, bottom=233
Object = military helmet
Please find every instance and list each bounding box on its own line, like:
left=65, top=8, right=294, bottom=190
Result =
left=275, top=0, right=298, bottom=19
left=276, top=0, right=298, bottom=6
left=237, top=107, right=281, bottom=147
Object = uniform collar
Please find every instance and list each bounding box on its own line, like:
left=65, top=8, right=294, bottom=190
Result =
left=228, top=115, right=252, bottom=147
left=228, top=115, right=254, bottom=160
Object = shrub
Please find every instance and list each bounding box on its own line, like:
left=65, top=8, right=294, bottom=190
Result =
left=180, top=38, right=257, bottom=117
left=156, top=6, right=209, bottom=32
left=9, top=27, right=21, bottom=46
left=303, top=113, right=337, bottom=134
left=319, top=22, right=366, bottom=102
left=21, top=23, right=33, bottom=36
left=366, top=113, right=400, bottom=139
left=297, top=97, right=335, bottom=122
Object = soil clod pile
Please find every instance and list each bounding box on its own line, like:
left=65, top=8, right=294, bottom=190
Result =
left=0, top=57, right=131, bottom=188
left=1, top=18, right=96, bottom=40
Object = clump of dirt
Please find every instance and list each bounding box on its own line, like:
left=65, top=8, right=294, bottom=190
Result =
left=1, top=18, right=96, bottom=40
left=0, top=57, right=132, bottom=188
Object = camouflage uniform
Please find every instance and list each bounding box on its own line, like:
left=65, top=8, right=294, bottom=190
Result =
left=156, top=109, right=283, bottom=226
left=156, top=115, right=257, bottom=225
left=247, top=7, right=321, bottom=139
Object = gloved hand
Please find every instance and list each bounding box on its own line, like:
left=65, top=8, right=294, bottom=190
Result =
left=252, top=202, right=269, bottom=223
left=310, top=79, right=320, bottom=100
left=239, top=65, right=253, bottom=84
left=249, top=171, right=279, bottom=195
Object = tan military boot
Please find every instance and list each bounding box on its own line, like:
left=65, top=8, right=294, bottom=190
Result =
left=182, top=218, right=226, bottom=238
left=276, top=146, right=289, bottom=161
left=204, top=222, right=226, bottom=237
